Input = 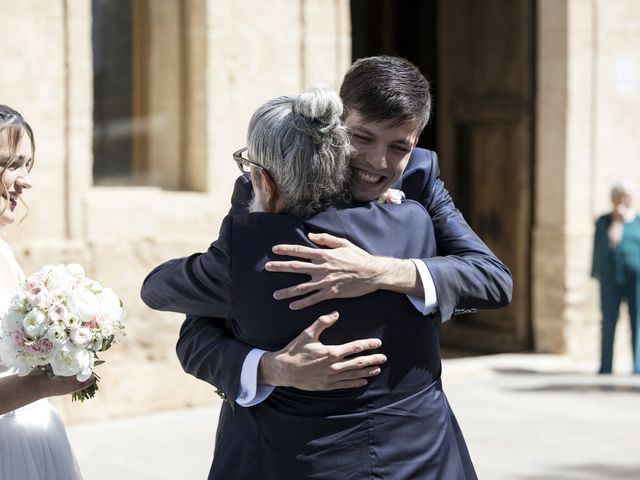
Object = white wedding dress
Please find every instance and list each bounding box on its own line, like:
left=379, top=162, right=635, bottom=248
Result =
left=0, top=239, right=82, bottom=480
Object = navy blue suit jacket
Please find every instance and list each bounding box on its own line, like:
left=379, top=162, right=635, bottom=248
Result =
left=167, top=148, right=511, bottom=412
left=142, top=198, right=478, bottom=479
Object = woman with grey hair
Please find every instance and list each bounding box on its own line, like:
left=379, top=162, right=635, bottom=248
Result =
left=591, top=180, right=640, bottom=374
left=143, top=85, right=476, bottom=478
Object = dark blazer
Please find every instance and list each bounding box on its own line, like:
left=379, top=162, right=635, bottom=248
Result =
left=172, top=148, right=512, bottom=410
left=142, top=198, right=477, bottom=479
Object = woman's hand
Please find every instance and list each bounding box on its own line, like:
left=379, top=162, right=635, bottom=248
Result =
left=34, top=373, right=95, bottom=398
left=0, top=373, right=95, bottom=414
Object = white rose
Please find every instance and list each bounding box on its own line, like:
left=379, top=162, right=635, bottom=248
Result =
left=99, top=288, right=124, bottom=324
left=0, top=336, right=17, bottom=367
left=46, top=323, right=68, bottom=345
left=77, top=366, right=93, bottom=382
left=0, top=336, right=33, bottom=376
left=9, top=291, right=28, bottom=312
left=12, top=357, right=34, bottom=376
left=66, top=288, right=101, bottom=323
left=50, top=344, right=93, bottom=380
left=63, top=315, right=80, bottom=330
left=69, top=327, right=92, bottom=348
left=65, top=264, right=85, bottom=283
left=83, top=279, right=102, bottom=294
left=26, top=269, right=48, bottom=290
left=2, top=310, right=25, bottom=331
left=45, top=265, right=75, bottom=293
left=38, top=265, right=54, bottom=276
left=23, top=309, right=46, bottom=338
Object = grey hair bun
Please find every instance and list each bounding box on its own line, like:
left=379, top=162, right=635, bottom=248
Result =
left=0, top=105, right=21, bottom=123
left=292, top=85, right=343, bottom=128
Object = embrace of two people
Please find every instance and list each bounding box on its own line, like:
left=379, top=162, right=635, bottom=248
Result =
left=142, top=56, right=512, bottom=480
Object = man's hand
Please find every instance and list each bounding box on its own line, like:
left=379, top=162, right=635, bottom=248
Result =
left=612, top=203, right=628, bottom=222
left=266, top=233, right=379, bottom=310
left=265, top=232, right=423, bottom=310
left=258, top=311, right=387, bottom=390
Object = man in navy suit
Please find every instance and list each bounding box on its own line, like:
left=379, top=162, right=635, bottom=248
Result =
left=172, top=56, right=512, bottom=410
left=142, top=85, right=485, bottom=478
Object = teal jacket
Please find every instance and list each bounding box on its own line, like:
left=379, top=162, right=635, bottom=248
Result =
left=591, top=214, right=640, bottom=285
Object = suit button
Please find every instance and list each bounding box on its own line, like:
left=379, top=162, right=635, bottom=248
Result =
left=215, top=388, right=228, bottom=401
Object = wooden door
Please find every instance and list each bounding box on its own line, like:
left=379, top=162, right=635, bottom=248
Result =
left=437, top=0, right=535, bottom=351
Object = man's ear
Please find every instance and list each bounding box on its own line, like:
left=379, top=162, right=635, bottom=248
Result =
left=258, top=169, right=280, bottom=211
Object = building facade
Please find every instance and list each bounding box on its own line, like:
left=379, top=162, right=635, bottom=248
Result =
left=0, top=0, right=638, bottom=422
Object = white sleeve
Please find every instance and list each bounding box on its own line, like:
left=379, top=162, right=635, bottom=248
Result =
left=236, top=348, right=275, bottom=407
left=407, top=259, right=439, bottom=317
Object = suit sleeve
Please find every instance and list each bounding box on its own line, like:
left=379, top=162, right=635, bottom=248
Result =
left=140, top=215, right=233, bottom=317
left=148, top=178, right=257, bottom=408
left=417, top=151, right=513, bottom=321
left=229, top=173, right=253, bottom=216
left=175, top=315, right=253, bottom=410
left=141, top=214, right=254, bottom=408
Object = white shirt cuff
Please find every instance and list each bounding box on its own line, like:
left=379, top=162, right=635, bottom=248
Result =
left=236, top=348, right=275, bottom=407
left=407, top=259, right=439, bottom=316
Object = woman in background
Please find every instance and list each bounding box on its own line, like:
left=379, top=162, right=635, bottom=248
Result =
left=591, top=180, right=640, bottom=375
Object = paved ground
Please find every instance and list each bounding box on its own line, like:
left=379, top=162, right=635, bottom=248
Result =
left=66, top=354, right=640, bottom=480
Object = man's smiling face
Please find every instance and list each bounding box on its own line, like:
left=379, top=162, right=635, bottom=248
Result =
left=345, top=110, right=420, bottom=202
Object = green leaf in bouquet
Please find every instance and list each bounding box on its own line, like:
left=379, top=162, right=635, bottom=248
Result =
left=71, top=373, right=100, bottom=402
left=100, top=336, right=115, bottom=351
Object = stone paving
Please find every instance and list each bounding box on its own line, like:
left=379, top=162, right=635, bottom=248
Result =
left=66, top=354, right=640, bottom=480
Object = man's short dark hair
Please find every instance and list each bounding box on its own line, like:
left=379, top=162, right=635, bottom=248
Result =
left=340, top=56, right=431, bottom=132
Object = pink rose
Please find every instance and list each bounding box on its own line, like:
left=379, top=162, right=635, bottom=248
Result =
left=48, top=303, right=70, bottom=323
left=26, top=338, right=54, bottom=355
left=11, top=329, right=28, bottom=347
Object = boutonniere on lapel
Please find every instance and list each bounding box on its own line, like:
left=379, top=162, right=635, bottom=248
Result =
left=376, top=188, right=406, bottom=205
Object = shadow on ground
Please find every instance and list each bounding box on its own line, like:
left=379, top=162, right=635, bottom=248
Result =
left=516, top=463, right=640, bottom=480
left=490, top=367, right=640, bottom=393
left=493, top=367, right=589, bottom=376
left=508, top=383, right=640, bottom=393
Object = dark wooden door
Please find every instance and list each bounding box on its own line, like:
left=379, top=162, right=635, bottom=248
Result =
left=437, top=0, right=535, bottom=351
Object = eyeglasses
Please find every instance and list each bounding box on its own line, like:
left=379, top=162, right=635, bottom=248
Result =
left=233, top=148, right=265, bottom=174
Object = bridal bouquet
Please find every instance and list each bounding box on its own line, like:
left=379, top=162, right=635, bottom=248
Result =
left=0, top=264, right=125, bottom=401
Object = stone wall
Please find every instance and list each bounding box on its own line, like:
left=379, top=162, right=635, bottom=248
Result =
left=0, top=0, right=351, bottom=422
left=535, top=0, right=640, bottom=370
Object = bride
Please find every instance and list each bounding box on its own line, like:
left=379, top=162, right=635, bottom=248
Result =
left=0, top=105, right=90, bottom=479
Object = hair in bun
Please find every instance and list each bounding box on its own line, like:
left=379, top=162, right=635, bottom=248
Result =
left=293, top=85, right=343, bottom=127
left=247, top=86, right=352, bottom=217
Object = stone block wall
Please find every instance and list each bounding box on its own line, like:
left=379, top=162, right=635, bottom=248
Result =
left=0, top=0, right=351, bottom=422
